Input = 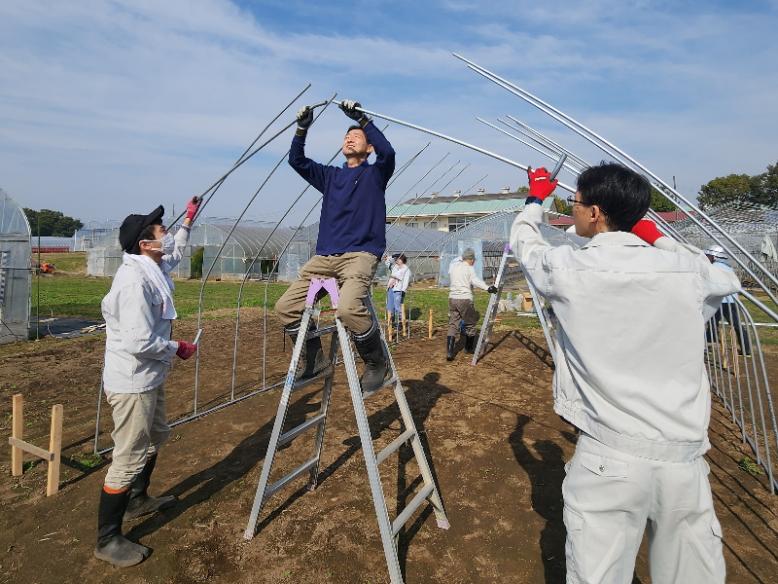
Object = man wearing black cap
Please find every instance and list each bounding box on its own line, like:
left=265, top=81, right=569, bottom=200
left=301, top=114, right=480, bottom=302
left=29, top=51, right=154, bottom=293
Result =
left=94, top=197, right=200, bottom=567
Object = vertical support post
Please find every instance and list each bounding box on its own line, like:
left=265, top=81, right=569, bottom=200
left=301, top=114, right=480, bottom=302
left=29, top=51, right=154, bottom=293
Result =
left=46, top=404, right=63, bottom=496
left=401, top=303, right=407, bottom=338
left=387, top=310, right=394, bottom=342
left=428, top=308, right=433, bottom=339
left=11, top=393, right=23, bottom=477
left=719, top=324, right=729, bottom=369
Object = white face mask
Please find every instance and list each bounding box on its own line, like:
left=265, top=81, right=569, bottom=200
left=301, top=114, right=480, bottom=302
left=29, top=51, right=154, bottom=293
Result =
left=142, top=232, right=175, bottom=255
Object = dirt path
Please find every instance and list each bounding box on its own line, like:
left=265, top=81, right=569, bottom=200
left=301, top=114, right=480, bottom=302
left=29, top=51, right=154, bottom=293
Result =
left=1, top=312, right=777, bottom=583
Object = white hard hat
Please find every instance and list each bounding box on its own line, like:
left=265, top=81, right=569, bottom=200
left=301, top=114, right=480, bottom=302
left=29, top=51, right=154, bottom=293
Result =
left=703, top=245, right=728, bottom=260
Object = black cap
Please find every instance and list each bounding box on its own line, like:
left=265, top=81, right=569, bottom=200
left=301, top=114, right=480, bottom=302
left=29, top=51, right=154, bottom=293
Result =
left=119, top=205, right=164, bottom=254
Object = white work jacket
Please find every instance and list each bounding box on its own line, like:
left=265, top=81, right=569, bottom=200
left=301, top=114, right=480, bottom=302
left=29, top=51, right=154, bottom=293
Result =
left=511, top=204, right=740, bottom=461
left=448, top=257, right=488, bottom=300
left=101, top=227, right=189, bottom=393
left=386, top=260, right=411, bottom=293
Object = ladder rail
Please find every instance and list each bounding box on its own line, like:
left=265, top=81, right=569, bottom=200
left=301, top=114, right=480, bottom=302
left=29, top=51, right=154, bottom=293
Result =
left=472, top=244, right=511, bottom=365
left=243, top=280, right=449, bottom=584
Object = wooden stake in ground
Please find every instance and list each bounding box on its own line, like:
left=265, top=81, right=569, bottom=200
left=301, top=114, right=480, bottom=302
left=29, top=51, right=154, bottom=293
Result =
left=7, top=393, right=64, bottom=496
left=401, top=303, right=408, bottom=338
left=11, top=393, right=23, bottom=476
left=428, top=308, right=433, bottom=340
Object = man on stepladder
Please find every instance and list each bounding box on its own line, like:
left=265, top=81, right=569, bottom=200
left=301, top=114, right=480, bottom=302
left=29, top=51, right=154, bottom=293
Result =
left=276, top=99, right=395, bottom=392
left=511, top=162, right=739, bottom=583
left=446, top=248, right=497, bottom=361
left=95, top=198, right=201, bottom=567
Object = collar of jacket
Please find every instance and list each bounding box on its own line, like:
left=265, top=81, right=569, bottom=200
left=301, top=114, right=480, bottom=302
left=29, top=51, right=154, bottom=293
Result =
left=580, top=230, right=651, bottom=250
left=341, top=159, right=370, bottom=169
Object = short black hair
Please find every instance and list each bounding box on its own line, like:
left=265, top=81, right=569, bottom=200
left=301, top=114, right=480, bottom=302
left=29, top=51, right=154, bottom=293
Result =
left=131, top=223, right=160, bottom=255
left=346, top=124, right=365, bottom=135
left=576, top=162, right=651, bottom=231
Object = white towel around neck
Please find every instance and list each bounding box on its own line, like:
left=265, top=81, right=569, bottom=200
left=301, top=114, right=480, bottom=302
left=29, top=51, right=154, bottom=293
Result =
left=123, top=253, right=177, bottom=320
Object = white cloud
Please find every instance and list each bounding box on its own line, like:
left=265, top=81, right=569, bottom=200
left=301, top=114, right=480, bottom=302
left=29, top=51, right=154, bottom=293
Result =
left=0, top=0, right=776, bottom=225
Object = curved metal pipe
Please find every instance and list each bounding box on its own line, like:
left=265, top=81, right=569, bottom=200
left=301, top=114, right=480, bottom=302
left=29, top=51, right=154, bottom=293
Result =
left=331, top=100, right=577, bottom=194
left=454, top=53, right=778, bottom=309
left=169, top=84, right=312, bottom=228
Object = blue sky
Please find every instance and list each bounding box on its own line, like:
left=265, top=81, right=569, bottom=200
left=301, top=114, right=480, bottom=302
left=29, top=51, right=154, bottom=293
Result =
left=1, top=0, right=777, bottom=226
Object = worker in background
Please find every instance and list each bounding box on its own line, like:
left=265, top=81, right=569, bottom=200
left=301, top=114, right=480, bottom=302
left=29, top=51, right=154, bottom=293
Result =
left=95, top=197, right=201, bottom=567
left=276, top=99, right=395, bottom=392
left=511, top=162, right=738, bottom=583
left=704, top=245, right=751, bottom=356
left=385, top=253, right=411, bottom=334
left=447, top=248, right=497, bottom=361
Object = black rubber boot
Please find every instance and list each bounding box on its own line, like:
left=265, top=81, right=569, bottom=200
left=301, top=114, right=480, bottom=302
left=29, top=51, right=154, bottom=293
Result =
left=286, top=322, right=330, bottom=380
left=124, top=454, right=177, bottom=521
left=465, top=334, right=477, bottom=354
left=353, top=325, right=389, bottom=393
left=94, top=488, right=150, bottom=567
left=446, top=336, right=455, bottom=361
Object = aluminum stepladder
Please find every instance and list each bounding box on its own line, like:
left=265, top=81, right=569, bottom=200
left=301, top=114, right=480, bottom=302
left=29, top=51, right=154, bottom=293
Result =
left=471, top=244, right=510, bottom=365
left=244, top=277, right=450, bottom=584
left=471, top=245, right=557, bottom=365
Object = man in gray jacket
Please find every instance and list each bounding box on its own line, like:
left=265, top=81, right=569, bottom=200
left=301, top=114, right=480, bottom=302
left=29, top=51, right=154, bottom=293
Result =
left=95, top=198, right=199, bottom=567
left=512, top=163, right=738, bottom=583
left=447, top=249, right=497, bottom=360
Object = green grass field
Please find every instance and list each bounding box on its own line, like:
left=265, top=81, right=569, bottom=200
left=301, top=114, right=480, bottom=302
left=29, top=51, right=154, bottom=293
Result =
left=29, top=253, right=519, bottom=328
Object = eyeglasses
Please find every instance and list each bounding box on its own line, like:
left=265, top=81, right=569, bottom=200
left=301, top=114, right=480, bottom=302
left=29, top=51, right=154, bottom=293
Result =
left=566, top=196, right=607, bottom=214
left=566, top=196, right=589, bottom=206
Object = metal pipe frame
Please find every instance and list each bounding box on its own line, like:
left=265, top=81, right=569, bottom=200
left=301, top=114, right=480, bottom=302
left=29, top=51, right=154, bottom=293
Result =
left=388, top=164, right=470, bottom=233
left=386, top=159, right=463, bottom=229
left=386, top=153, right=451, bottom=217
left=453, top=52, right=778, bottom=311
left=331, top=100, right=578, bottom=195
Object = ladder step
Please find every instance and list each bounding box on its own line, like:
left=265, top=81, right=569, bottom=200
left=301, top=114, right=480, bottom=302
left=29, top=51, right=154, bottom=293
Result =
left=304, top=324, right=337, bottom=339
left=278, top=413, right=326, bottom=447
left=376, top=428, right=415, bottom=466
left=265, top=457, right=318, bottom=500
left=392, top=483, right=435, bottom=536
left=362, top=376, right=398, bottom=400
left=292, top=365, right=334, bottom=392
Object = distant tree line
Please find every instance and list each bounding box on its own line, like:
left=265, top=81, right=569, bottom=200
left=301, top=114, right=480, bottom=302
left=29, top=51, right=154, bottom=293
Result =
left=698, top=161, right=778, bottom=210
left=24, top=208, right=84, bottom=237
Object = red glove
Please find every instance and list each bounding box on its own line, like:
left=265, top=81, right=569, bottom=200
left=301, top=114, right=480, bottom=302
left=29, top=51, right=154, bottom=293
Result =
left=527, top=167, right=558, bottom=200
left=631, top=219, right=664, bottom=245
left=176, top=341, right=197, bottom=360
left=185, top=197, right=200, bottom=222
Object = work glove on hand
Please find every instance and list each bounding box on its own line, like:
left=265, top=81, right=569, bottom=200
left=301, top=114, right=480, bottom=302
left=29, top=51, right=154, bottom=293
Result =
left=527, top=167, right=559, bottom=201
left=340, top=99, right=369, bottom=126
left=631, top=219, right=664, bottom=245
left=176, top=341, right=197, bottom=360
left=487, top=285, right=498, bottom=294
left=296, top=106, right=314, bottom=134
left=184, top=196, right=200, bottom=223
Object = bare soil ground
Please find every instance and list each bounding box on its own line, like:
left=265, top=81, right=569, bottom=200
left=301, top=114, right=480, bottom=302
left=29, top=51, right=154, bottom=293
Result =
left=1, top=310, right=777, bottom=583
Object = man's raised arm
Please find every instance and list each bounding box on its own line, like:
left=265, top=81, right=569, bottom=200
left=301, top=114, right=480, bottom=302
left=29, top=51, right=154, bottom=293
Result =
left=288, top=105, right=328, bottom=193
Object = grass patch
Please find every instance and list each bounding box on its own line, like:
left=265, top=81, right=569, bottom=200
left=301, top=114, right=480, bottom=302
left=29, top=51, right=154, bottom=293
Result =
left=738, top=455, right=764, bottom=477
left=70, top=452, right=104, bottom=469
left=30, top=273, right=542, bottom=331
left=35, top=252, right=87, bottom=274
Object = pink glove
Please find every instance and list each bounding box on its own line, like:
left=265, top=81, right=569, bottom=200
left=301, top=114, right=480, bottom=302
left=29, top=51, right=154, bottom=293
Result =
left=176, top=341, right=197, bottom=360
left=527, top=167, right=558, bottom=201
left=185, top=197, right=201, bottom=222
left=631, top=219, right=664, bottom=245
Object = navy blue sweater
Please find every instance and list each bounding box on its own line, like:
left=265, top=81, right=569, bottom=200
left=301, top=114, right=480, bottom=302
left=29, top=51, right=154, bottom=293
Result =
left=289, top=121, right=395, bottom=257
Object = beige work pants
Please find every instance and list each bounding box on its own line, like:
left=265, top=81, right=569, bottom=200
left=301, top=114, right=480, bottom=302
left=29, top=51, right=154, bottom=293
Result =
left=103, top=386, right=170, bottom=490
left=276, top=252, right=379, bottom=334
